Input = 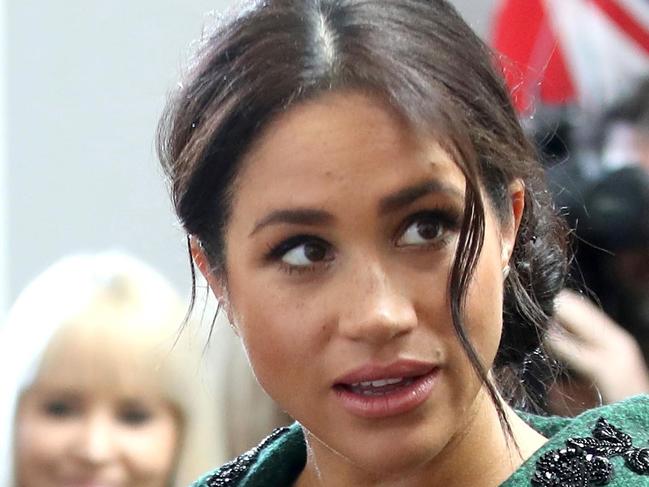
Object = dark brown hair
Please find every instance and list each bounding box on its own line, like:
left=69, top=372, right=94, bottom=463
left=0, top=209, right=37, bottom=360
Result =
left=158, top=0, right=568, bottom=439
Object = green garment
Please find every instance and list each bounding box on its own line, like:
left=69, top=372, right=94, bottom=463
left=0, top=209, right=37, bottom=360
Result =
left=193, top=395, right=649, bottom=486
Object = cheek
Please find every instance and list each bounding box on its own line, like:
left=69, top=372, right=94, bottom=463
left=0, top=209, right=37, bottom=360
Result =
left=121, top=412, right=180, bottom=480
left=229, top=276, right=326, bottom=402
left=15, top=409, right=68, bottom=483
left=463, top=236, right=505, bottom=366
left=238, top=301, right=319, bottom=395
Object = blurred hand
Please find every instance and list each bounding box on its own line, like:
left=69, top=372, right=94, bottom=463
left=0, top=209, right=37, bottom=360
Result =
left=546, top=289, right=649, bottom=403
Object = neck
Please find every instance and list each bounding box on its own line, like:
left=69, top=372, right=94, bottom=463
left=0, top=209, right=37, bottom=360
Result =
left=296, top=390, right=547, bottom=487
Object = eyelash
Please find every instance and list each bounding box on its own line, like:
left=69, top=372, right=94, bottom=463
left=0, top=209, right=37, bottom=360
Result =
left=264, top=206, right=462, bottom=274
left=395, top=207, right=462, bottom=249
left=265, top=235, right=333, bottom=275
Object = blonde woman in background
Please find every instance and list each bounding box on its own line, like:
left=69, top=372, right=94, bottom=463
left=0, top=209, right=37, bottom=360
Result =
left=0, top=252, right=226, bottom=487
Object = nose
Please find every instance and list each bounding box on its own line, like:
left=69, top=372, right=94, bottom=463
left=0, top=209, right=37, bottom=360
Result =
left=72, top=410, right=118, bottom=465
left=337, top=260, right=417, bottom=344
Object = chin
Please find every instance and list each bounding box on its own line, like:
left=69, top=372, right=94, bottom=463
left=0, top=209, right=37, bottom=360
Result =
left=353, top=447, right=439, bottom=481
left=336, top=421, right=448, bottom=477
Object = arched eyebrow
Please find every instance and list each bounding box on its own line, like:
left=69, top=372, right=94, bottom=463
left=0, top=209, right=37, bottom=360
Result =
left=378, top=179, right=463, bottom=213
left=250, top=208, right=334, bottom=237
left=249, top=179, right=463, bottom=237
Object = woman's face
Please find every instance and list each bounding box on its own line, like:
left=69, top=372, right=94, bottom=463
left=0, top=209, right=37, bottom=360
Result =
left=15, top=343, right=180, bottom=487
left=210, top=91, right=517, bottom=475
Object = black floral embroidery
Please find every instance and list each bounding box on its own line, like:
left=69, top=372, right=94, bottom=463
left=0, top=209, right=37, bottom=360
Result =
left=532, top=417, right=649, bottom=486
left=205, top=427, right=290, bottom=486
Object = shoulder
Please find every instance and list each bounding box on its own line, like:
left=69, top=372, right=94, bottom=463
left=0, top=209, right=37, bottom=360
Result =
left=190, top=423, right=306, bottom=487
left=504, top=395, right=649, bottom=486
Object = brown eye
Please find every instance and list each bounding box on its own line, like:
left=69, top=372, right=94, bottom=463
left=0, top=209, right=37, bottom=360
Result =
left=396, top=212, right=454, bottom=248
left=415, top=220, right=443, bottom=240
left=304, top=242, right=327, bottom=261
left=281, top=239, right=333, bottom=267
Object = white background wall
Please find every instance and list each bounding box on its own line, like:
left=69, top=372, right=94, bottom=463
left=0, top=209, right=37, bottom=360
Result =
left=0, top=0, right=6, bottom=315
left=2, top=0, right=497, bottom=311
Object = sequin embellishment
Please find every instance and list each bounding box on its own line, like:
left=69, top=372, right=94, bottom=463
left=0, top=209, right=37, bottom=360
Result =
left=204, top=427, right=290, bottom=486
left=532, top=417, right=649, bottom=486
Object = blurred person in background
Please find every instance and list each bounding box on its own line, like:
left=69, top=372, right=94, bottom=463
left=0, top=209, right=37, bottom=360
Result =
left=545, top=113, right=649, bottom=415
left=568, top=166, right=649, bottom=358
left=598, top=77, right=649, bottom=172
left=492, top=0, right=649, bottom=415
left=547, top=287, right=649, bottom=416
left=0, top=252, right=225, bottom=487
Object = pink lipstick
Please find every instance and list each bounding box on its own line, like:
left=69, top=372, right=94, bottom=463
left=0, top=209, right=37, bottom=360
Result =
left=332, top=360, right=439, bottom=418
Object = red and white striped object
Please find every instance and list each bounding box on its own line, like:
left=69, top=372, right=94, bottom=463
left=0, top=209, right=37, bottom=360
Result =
left=492, top=0, right=649, bottom=114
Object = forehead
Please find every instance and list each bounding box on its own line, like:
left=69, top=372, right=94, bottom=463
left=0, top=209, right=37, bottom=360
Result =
left=233, top=91, right=466, bottom=210
left=30, top=319, right=173, bottom=401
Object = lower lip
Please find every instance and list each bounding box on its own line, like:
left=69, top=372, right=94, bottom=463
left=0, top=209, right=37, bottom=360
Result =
left=333, top=369, right=439, bottom=419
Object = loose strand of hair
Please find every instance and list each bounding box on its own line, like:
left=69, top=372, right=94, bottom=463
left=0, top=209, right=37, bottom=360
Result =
left=173, top=235, right=199, bottom=350
left=449, top=186, right=519, bottom=454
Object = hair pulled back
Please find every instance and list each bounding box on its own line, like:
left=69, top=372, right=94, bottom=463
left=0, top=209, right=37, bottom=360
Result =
left=158, top=0, right=568, bottom=421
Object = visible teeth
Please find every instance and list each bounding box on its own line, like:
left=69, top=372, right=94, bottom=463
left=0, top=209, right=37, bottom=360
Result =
left=346, top=376, right=417, bottom=396
left=353, top=377, right=405, bottom=388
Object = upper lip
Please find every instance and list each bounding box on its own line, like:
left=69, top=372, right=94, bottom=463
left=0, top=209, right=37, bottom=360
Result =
left=333, top=359, right=437, bottom=386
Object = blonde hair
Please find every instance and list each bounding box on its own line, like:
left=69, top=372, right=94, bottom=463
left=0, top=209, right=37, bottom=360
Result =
left=0, top=252, right=226, bottom=486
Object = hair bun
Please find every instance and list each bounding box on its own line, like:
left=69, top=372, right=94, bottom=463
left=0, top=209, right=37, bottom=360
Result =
left=497, top=178, right=569, bottom=368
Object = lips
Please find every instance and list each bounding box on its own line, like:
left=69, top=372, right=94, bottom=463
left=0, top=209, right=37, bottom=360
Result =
left=333, top=360, right=439, bottom=418
left=346, top=376, right=418, bottom=395
left=334, top=359, right=436, bottom=385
